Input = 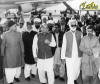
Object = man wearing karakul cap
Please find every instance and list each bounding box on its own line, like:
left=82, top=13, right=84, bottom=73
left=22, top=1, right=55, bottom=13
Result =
left=61, top=19, right=82, bottom=84
left=1, top=21, right=24, bottom=84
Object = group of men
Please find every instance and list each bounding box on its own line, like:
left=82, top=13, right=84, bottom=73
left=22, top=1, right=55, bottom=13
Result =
left=0, top=12, right=100, bottom=84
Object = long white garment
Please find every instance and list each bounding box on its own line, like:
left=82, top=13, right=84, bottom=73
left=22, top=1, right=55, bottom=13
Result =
left=37, top=57, right=54, bottom=84
left=5, top=67, right=21, bottom=83
left=24, top=64, right=37, bottom=78
left=32, top=34, right=56, bottom=84
left=61, top=32, right=81, bottom=84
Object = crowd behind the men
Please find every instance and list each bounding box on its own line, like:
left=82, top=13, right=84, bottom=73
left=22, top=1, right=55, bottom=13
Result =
left=0, top=10, right=100, bottom=84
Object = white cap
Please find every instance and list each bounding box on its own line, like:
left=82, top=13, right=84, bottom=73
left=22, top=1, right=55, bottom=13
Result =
left=68, top=19, right=77, bottom=26
left=54, top=19, right=59, bottom=23
left=47, top=20, right=54, bottom=24
left=34, top=18, right=41, bottom=23
left=42, top=15, right=48, bottom=20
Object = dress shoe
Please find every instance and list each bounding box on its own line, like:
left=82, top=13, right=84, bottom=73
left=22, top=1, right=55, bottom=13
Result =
left=74, top=80, right=78, bottom=84
left=31, top=74, right=35, bottom=78
left=41, top=83, right=46, bottom=84
left=9, top=83, right=13, bottom=84
left=55, top=76, right=59, bottom=79
left=25, top=77, right=31, bottom=81
left=59, top=77, right=65, bottom=81
left=14, top=77, right=20, bottom=82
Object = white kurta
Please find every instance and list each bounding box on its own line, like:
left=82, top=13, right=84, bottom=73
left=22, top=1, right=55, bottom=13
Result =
left=61, top=31, right=81, bottom=84
left=32, top=33, right=56, bottom=84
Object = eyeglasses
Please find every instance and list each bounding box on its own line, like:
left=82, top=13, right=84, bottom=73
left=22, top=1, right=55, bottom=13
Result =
left=71, top=25, right=77, bottom=27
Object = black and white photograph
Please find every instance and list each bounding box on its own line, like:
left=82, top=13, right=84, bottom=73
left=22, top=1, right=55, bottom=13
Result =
left=0, top=0, right=100, bottom=84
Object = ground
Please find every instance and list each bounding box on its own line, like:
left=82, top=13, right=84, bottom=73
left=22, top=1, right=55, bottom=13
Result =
left=3, top=68, right=67, bottom=84
left=3, top=76, right=66, bottom=84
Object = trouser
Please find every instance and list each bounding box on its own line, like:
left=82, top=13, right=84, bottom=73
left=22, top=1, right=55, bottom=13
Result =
left=83, top=76, right=94, bottom=84
left=75, top=71, right=83, bottom=84
left=66, top=58, right=81, bottom=84
left=24, top=64, right=37, bottom=78
left=37, top=57, right=54, bottom=84
left=5, top=67, right=21, bottom=83
left=83, top=75, right=99, bottom=84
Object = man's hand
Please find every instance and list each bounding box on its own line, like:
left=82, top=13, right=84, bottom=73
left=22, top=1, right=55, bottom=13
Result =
left=61, top=59, right=66, bottom=64
left=44, top=39, right=50, bottom=44
left=87, top=49, right=93, bottom=56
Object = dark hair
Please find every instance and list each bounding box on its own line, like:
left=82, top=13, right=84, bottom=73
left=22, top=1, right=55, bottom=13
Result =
left=27, top=22, right=32, bottom=25
left=7, top=21, right=15, bottom=27
left=87, top=25, right=94, bottom=30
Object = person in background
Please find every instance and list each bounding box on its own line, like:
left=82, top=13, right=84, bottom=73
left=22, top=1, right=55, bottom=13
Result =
left=33, top=18, right=41, bottom=33
left=1, top=21, right=24, bottom=84
left=53, top=23, right=65, bottom=81
left=17, top=22, right=25, bottom=33
left=22, top=21, right=37, bottom=81
left=79, top=25, right=100, bottom=84
left=47, top=20, right=54, bottom=32
left=48, top=13, right=53, bottom=20
left=13, top=16, right=19, bottom=26
left=41, top=15, right=48, bottom=26
left=61, top=19, right=82, bottom=84
left=55, top=17, right=67, bottom=81
left=32, top=24, right=56, bottom=84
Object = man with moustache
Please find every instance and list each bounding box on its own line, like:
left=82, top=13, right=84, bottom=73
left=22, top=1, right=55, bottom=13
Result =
left=1, top=21, right=24, bottom=84
left=22, top=21, right=37, bottom=81
left=32, top=23, right=56, bottom=84
left=33, top=18, right=41, bottom=33
left=80, top=25, right=100, bottom=84
left=61, top=19, right=82, bottom=84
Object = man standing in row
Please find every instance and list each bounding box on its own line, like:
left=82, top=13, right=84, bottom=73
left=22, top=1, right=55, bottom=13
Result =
left=61, top=19, right=82, bottom=84
left=1, top=21, right=24, bottom=84
left=22, top=21, right=37, bottom=81
left=79, top=25, right=100, bottom=84
left=32, top=23, right=56, bottom=84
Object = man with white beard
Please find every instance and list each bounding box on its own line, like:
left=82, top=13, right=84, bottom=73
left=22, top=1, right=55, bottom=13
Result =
left=61, top=19, right=82, bottom=84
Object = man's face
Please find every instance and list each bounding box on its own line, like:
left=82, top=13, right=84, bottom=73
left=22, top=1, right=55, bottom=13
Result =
left=35, top=22, right=40, bottom=29
left=20, top=23, right=24, bottom=28
left=27, top=24, right=32, bottom=30
left=54, top=25, right=60, bottom=33
left=60, top=19, right=65, bottom=25
left=70, top=22, right=77, bottom=32
left=87, top=29, right=93, bottom=35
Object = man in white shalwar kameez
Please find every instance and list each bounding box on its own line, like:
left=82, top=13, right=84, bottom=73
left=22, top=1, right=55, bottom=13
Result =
left=61, top=19, right=82, bottom=84
left=32, top=23, right=56, bottom=84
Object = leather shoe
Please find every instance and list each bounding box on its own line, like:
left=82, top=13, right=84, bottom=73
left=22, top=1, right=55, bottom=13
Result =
left=14, top=77, right=20, bottom=82
left=25, top=77, right=31, bottom=81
